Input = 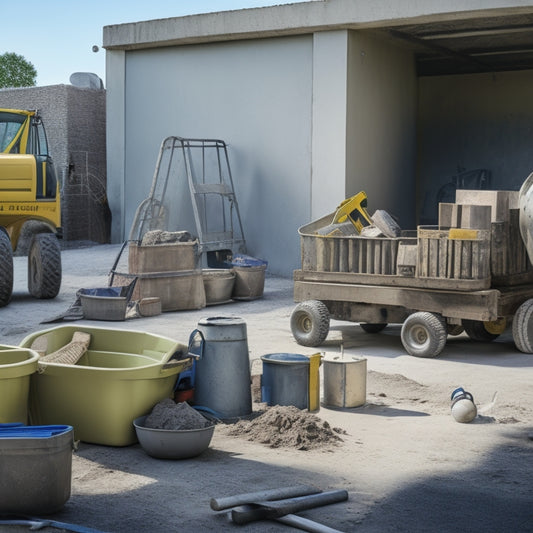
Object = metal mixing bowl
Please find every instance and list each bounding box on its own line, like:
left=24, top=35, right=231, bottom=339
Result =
left=133, top=416, right=215, bottom=459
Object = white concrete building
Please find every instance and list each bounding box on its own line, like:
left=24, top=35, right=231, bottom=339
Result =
left=103, top=0, right=533, bottom=276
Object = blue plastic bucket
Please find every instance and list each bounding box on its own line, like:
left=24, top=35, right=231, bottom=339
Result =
left=261, top=353, right=309, bottom=409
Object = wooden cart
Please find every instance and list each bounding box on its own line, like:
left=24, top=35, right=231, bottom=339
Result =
left=291, top=190, right=533, bottom=357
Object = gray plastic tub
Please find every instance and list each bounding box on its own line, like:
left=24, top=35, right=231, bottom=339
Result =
left=0, top=425, right=74, bottom=514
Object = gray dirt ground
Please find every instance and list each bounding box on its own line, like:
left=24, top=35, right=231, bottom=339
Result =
left=1, top=243, right=532, bottom=533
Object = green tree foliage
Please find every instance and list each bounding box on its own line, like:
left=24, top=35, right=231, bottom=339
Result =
left=0, top=52, right=37, bottom=88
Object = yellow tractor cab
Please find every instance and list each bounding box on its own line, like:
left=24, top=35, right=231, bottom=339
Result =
left=0, top=108, right=62, bottom=306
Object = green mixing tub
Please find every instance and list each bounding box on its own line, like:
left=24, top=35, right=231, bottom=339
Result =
left=0, top=346, right=39, bottom=424
left=20, top=325, right=190, bottom=446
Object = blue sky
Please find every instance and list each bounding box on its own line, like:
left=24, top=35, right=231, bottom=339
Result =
left=1, top=1, right=308, bottom=87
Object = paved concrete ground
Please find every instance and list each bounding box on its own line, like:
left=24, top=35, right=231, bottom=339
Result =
left=0, top=243, right=532, bottom=533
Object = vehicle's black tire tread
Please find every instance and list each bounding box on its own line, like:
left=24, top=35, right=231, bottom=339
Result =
left=0, top=231, right=13, bottom=307
left=28, top=233, right=62, bottom=299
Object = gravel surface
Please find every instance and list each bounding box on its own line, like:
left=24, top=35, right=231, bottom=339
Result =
left=0, top=244, right=532, bottom=533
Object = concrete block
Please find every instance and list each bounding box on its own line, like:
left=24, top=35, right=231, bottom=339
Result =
left=458, top=204, right=492, bottom=230
left=438, top=203, right=457, bottom=228
left=455, top=190, right=519, bottom=222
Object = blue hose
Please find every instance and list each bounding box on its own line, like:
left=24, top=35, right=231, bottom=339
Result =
left=0, top=518, right=108, bottom=533
left=193, top=405, right=223, bottom=420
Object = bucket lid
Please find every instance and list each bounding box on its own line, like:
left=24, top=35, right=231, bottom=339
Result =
left=198, top=317, right=245, bottom=327
left=323, top=355, right=367, bottom=364
left=261, top=353, right=310, bottom=365
left=0, top=424, right=73, bottom=438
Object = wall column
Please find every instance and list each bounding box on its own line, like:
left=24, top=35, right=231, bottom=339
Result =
left=106, top=49, right=126, bottom=242
left=311, top=30, right=349, bottom=219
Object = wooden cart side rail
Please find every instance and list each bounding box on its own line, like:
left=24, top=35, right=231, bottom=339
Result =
left=293, top=269, right=490, bottom=291
left=293, top=280, right=501, bottom=322
left=496, top=284, right=533, bottom=316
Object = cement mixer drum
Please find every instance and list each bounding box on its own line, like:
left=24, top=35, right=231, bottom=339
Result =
left=519, top=172, right=533, bottom=264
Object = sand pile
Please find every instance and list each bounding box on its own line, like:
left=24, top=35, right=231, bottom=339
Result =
left=222, top=405, right=346, bottom=450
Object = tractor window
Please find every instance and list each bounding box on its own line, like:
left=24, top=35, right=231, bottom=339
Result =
left=35, top=121, right=49, bottom=156
left=25, top=118, right=49, bottom=156
left=0, top=112, right=25, bottom=153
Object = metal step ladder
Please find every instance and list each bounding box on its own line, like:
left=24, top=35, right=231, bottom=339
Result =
left=128, top=136, right=246, bottom=265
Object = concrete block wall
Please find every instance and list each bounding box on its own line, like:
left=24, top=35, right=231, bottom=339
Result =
left=0, top=85, right=110, bottom=243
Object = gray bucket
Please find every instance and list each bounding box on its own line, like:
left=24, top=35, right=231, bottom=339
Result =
left=260, top=353, right=309, bottom=409
left=193, top=317, right=252, bottom=419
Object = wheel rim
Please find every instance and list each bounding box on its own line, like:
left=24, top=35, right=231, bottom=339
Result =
left=298, top=314, right=312, bottom=333
left=410, top=324, right=428, bottom=347
left=484, top=317, right=506, bottom=335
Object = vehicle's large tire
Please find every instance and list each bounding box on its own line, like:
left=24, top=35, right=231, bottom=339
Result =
left=401, top=312, right=447, bottom=358
left=360, top=323, right=387, bottom=333
left=28, top=233, right=62, bottom=299
left=290, top=300, right=330, bottom=347
left=463, top=319, right=502, bottom=342
left=512, top=299, right=533, bottom=353
left=0, top=230, right=14, bottom=307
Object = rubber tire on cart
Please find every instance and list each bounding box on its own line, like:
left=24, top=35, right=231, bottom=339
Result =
left=0, top=230, right=14, bottom=307
left=512, top=299, right=533, bottom=353
left=290, top=300, right=330, bottom=347
left=401, top=311, right=447, bottom=358
left=462, top=319, right=502, bottom=342
left=28, top=233, right=62, bottom=299
left=360, top=323, right=387, bottom=333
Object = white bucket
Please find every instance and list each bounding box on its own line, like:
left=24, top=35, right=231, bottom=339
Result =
left=323, top=355, right=367, bottom=408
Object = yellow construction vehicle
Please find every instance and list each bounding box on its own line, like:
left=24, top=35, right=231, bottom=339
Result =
left=0, top=108, right=62, bottom=307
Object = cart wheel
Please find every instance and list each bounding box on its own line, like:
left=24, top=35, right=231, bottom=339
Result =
left=512, top=299, right=533, bottom=353
left=401, top=312, right=447, bottom=358
left=447, top=324, right=464, bottom=336
left=290, top=300, right=330, bottom=347
left=463, top=319, right=504, bottom=342
left=360, top=323, right=387, bottom=333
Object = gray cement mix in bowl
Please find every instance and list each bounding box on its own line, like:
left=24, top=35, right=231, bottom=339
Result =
left=144, top=399, right=211, bottom=430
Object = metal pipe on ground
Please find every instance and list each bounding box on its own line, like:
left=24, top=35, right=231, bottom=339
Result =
left=230, top=489, right=349, bottom=525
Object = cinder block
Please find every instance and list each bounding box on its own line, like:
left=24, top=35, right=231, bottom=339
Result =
left=438, top=203, right=458, bottom=228
left=438, top=203, right=491, bottom=229
left=397, top=242, right=417, bottom=277
left=458, top=204, right=492, bottom=230
left=455, top=190, right=519, bottom=222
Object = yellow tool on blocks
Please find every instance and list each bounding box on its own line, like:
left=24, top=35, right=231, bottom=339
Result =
left=316, top=191, right=374, bottom=236
left=332, top=191, right=373, bottom=233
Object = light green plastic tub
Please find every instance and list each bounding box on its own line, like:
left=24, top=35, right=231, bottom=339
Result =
left=0, top=346, right=39, bottom=424
left=20, top=325, right=191, bottom=446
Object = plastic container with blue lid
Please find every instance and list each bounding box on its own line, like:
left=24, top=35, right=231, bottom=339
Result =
left=0, top=423, right=73, bottom=438
left=0, top=423, right=75, bottom=514
left=225, top=254, right=268, bottom=268
left=225, top=254, right=268, bottom=300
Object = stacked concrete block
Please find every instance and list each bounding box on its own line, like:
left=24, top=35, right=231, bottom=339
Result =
left=438, top=190, right=532, bottom=284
